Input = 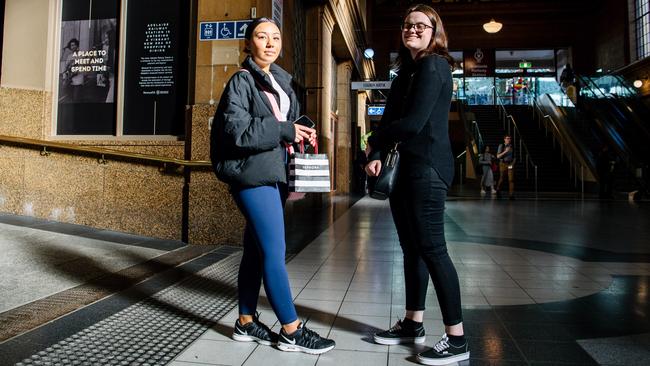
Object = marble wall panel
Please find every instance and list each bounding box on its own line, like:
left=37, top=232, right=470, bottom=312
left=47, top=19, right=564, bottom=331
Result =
left=188, top=171, right=244, bottom=245
left=0, top=156, right=26, bottom=214
left=191, top=104, right=216, bottom=161
left=22, top=153, right=105, bottom=225
left=102, top=162, right=184, bottom=240
left=0, top=88, right=45, bottom=139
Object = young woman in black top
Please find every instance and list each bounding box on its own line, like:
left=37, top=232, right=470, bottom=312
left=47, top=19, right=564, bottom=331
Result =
left=211, top=18, right=335, bottom=355
left=365, top=5, right=469, bottom=365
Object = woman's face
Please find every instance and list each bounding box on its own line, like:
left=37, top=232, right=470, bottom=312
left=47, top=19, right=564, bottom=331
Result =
left=248, top=22, right=282, bottom=68
left=401, top=11, right=434, bottom=56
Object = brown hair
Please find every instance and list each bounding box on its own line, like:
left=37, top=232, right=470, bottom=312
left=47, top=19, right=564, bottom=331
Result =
left=393, top=4, right=454, bottom=71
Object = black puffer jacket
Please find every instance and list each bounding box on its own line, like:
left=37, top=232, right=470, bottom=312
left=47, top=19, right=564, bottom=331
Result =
left=210, top=57, right=299, bottom=187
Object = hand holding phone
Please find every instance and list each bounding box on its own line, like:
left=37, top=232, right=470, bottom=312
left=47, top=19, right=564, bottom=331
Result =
left=292, top=115, right=317, bottom=145
left=294, top=115, right=316, bottom=129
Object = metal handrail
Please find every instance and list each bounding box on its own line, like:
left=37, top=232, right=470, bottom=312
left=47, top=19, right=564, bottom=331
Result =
left=471, top=120, right=485, bottom=154
left=495, top=97, right=538, bottom=196
left=532, top=100, right=590, bottom=198
left=0, top=134, right=212, bottom=168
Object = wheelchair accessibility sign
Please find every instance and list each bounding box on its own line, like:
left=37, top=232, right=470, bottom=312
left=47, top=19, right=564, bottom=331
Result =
left=200, top=20, right=252, bottom=41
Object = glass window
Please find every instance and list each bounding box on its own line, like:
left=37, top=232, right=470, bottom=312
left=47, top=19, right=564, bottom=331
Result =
left=634, top=0, right=650, bottom=60
left=450, top=51, right=463, bottom=75
left=495, top=50, right=555, bottom=75
left=452, top=77, right=465, bottom=100
left=464, top=77, right=494, bottom=105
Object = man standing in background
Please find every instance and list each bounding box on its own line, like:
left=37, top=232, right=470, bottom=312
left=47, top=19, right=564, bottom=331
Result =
left=496, top=135, right=515, bottom=199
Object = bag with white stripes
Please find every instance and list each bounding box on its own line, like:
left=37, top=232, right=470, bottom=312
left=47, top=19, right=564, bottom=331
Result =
left=289, top=141, right=331, bottom=193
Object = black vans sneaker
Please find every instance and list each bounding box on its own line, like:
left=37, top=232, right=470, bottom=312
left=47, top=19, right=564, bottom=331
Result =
left=277, top=321, right=335, bottom=354
left=416, top=333, right=470, bottom=365
left=232, top=312, right=278, bottom=346
left=373, top=319, right=426, bottom=345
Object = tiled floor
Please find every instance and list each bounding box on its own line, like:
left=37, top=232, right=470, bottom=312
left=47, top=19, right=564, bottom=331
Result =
left=168, top=198, right=650, bottom=366
left=1, top=197, right=649, bottom=365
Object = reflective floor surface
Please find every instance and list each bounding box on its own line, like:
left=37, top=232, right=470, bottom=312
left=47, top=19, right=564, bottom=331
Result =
left=0, top=197, right=648, bottom=365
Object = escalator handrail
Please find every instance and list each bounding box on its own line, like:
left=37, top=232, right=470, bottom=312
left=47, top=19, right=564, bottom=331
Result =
left=533, top=96, right=597, bottom=182
left=611, top=75, right=639, bottom=96
left=577, top=75, right=650, bottom=153
left=457, top=100, right=482, bottom=173
left=575, top=76, right=649, bottom=192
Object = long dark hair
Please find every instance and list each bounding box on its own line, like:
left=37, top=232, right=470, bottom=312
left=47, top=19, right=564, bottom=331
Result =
left=392, top=4, right=454, bottom=72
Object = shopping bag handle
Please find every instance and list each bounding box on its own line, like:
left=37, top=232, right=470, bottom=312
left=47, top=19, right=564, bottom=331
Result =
left=298, top=139, right=318, bottom=154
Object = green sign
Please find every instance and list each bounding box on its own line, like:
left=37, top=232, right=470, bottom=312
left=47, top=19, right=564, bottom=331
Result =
left=519, top=61, right=532, bottom=68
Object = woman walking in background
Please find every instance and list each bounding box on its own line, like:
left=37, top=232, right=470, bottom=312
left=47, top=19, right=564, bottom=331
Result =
left=479, top=145, right=497, bottom=195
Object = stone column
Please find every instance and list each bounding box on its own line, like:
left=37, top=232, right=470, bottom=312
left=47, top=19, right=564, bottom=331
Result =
left=319, top=8, right=335, bottom=158
left=335, top=60, right=354, bottom=194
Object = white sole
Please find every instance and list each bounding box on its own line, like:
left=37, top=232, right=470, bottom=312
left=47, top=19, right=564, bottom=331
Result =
left=277, top=342, right=335, bottom=355
left=373, top=335, right=426, bottom=345
left=416, top=351, right=470, bottom=365
left=232, top=333, right=273, bottom=346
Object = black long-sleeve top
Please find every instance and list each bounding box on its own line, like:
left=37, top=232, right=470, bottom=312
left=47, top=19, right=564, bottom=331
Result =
left=368, top=54, right=454, bottom=186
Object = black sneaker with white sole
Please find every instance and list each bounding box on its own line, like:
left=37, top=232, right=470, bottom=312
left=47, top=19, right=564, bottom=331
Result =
left=277, top=321, right=335, bottom=355
left=232, top=312, right=278, bottom=346
left=373, top=319, right=426, bottom=345
left=416, top=333, right=470, bottom=365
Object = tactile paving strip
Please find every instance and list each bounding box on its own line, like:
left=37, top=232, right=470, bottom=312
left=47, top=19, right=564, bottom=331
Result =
left=0, top=245, right=218, bottom=342
left=15, top=251, right=243, bottom=366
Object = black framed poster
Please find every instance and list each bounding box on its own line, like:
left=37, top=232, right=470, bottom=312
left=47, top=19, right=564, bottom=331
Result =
left=122, top=0, right=188, bottom=136
left=57, top=0, right=119, bottom=135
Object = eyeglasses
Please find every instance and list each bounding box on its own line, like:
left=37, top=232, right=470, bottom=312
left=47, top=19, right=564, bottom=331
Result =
left=401, top=22, right=434, bottom=33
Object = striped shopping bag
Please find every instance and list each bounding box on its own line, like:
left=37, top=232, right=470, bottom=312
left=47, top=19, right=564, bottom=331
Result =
left=289, top=141, right=331, bottom=193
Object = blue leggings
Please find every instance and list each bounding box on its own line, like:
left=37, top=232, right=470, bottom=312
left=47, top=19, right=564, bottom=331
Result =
left=232, top=184, right=298, bottom=325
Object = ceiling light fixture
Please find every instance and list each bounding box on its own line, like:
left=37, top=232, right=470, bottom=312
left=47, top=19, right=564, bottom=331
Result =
left=483, top=19, right=503, bottom=34
left=634, top=79, right=643, bottom=88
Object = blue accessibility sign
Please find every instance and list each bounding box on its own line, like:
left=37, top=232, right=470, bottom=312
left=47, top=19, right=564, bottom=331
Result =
left=367, top=106, right=385, bottom=116
left=200, top=20, right=253, bottom=41
left=236, top=21, right=252, bottom=38
left=218, top=22, right=235, bottom=39
left=200, top=23, right=217, bottom=40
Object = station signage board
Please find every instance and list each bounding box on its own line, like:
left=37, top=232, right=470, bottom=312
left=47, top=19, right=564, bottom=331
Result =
left=463, top=48, right=495, bottom=77
left=368, top=105, right=385, bottom=116
left=351, top=81, right=392, bottom=90
left=200, top=20, right=252, bottom=41
left=519, top=61, right=532, bottom=68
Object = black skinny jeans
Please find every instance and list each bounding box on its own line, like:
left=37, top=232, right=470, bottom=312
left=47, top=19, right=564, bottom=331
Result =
left=389, top=163, right=463, bottom=326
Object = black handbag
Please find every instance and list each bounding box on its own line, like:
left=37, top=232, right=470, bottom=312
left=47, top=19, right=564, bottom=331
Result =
left=369, top=142, right=400, bottom=200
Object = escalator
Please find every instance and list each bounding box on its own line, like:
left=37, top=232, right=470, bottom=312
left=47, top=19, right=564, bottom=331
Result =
left=574, top=75, right=649, bottom=194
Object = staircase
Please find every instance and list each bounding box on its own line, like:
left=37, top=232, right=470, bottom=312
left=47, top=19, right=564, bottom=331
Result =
left=469, top=105, right=535, bottom=191
left=506, top=105, right=576, bottom=192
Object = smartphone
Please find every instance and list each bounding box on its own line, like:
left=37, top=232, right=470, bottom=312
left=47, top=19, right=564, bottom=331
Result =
left=294, top=115, right=316, bottom=129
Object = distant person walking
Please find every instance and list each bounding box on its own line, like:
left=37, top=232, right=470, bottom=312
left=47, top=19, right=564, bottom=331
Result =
left=479, top=145, right=497, bottom=194
left=496, top=135, right=515, bottom=199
